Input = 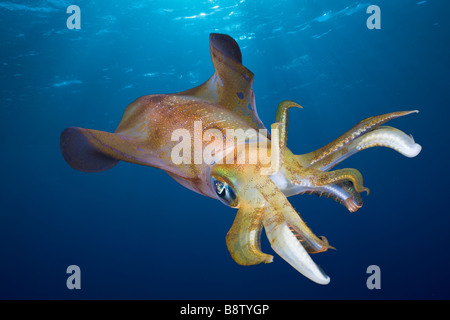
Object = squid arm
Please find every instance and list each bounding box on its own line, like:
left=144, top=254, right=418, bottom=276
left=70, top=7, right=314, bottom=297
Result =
left=296, top=111, right=422, bottom=171
left=224, top=169, right=332, bottom=284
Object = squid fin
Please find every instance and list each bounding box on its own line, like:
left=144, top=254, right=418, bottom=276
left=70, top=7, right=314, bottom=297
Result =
left=60, top=127, right=184, bottom=176
left=176, top=33, right=266, bottom=131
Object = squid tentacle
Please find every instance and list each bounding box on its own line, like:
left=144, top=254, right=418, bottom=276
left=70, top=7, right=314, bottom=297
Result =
left=275, top=100, right=303, bottom=152
left=309, top=126, right=422, bottom=171
left=261, top=201, right=330, bottom=284
left=339, top=180, right=364, bottom=212
left=224, top=171, right=331, bottom=284
left=256, top=177, right=331, bottom=254
left=311, top=168, right=370, bottom=195
left=263, top=101, right=303, bottom=175
left=297, top=110, right=420, bottom=170
left=304, top=181, right=364, bottom=213
left=226, top=204, right=273, bottom=265
left=351, top=126, right=421, bottom=157
left=274, top=155, right=364, bottom=212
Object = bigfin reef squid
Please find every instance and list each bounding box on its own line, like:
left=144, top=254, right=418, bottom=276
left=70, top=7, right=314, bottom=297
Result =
left=60, top=34, right=421, bottom=284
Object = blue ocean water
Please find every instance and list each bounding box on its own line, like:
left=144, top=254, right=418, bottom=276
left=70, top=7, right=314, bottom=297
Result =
left=1, top=0, right=449, bottom=300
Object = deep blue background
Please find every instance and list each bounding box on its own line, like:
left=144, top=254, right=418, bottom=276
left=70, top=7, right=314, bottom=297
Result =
left=1, top=0, right=449, bottom=299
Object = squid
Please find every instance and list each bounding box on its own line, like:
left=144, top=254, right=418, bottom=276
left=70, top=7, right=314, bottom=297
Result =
left=60, top=33, right=421, bottom=284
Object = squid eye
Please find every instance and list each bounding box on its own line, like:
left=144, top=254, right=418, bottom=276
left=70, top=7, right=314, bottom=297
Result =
left=211, top=177, right=238, bottom=207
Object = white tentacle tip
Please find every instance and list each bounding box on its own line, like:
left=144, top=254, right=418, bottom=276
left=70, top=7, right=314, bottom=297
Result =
left=404, top=143, right=422, bottom=157
left=318, top=276, right=330, bottom=285
left=314, top=266, right=331, bottom=285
